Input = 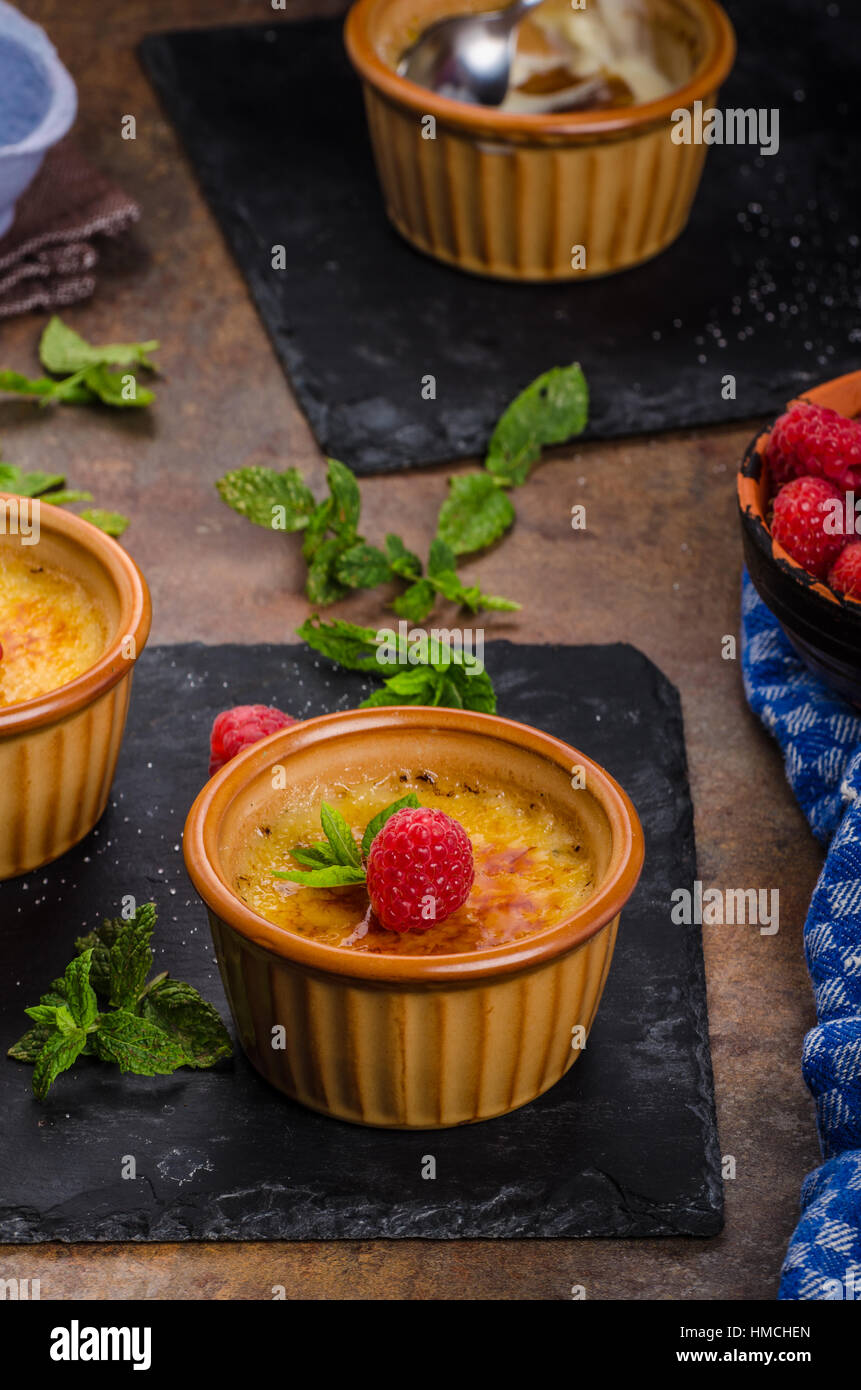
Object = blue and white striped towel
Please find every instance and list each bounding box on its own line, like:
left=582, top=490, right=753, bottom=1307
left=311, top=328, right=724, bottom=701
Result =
left=741, top=570, right=861, bottom=1300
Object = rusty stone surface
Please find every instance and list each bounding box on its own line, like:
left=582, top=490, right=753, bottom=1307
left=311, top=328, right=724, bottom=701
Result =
left=0, top=0, right=822, bottom=1300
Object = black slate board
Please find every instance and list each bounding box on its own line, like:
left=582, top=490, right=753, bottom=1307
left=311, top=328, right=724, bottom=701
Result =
left=139, top=3, right=860, bottom=473
left=0, top=642, right=721, bottom=1241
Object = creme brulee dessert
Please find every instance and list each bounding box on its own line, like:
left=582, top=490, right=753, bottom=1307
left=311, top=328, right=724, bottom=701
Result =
left=234, top=768, right=595, bottom=955
left=506, top=0, right=680, bottom=112
left=0, top=547, right=109, bottom=707
left=400, top=0, right=689, bottom=113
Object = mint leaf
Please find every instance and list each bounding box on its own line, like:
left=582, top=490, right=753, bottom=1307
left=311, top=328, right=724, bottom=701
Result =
left=305, top=536, right=350, bottom=605
left=32, top=1029, right=87, bottom=1100
left=391, top=580, right=436, bottom=622
left=486, top=363, right=589, bottom=486
left=385, top=534, right=422, bottom=580
left=436, top=473, right=515, bottom=555
left=360, top=667, right=440, bottom=707
left=54, top=1004, right=82, bottom=1038
left=272, top=864, right=367, bottom=887
left=320, top=802, right=362, bottom=868
left=0, top=463, right=66, bottom=495
left=296, top=616, right=383, bottom=672
left=8, top=1024, right=53, bottom=1063
left=139, top=980, right=232, bottom=1069
left=289, top=843, right=339, bottom=868
left=75, top=918, right=123, bottom=953
left=78, top=508, right=129, bottom=537
left=361, top=793, right=420, bottom=857
left=40, top=982, right=70, bottom=1009
left=75, top=917, right=122, bottom=995
left=23, top=1003, right=60, bottom=1027
left=216, top=465, right=316, bottom=531
left=326, top=459, right=360, bottom=539
left=302, top=498, right=334, bottom=563
left=39, top=317, right=159, bottom=375
left=428, top=538, right=457, bottom=575
left=81, top=364, right=154, bottom=408
left=439, top=662, right=497, bottom=714
left=41, top=489, right=94, bottom=506
left=108, top=905, right=156, bottom=1010
left=94, top=1011, right=187, bottom=1075
left=63, top=950, right=99, bottom=1029
left=335, top=542, right=392, bottom=589
left=0, top=369, right=93, bottom=404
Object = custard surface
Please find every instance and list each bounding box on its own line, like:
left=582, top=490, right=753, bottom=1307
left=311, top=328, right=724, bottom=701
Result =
left=234, top=770, right=595, bottom=956
left=0, top=548, right=110, bottom=708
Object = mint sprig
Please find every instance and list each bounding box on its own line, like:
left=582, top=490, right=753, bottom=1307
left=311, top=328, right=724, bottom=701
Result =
left=0, top=456, right=129, bottom=537
left=216, top=362, right=588, bottom=621
left=273, top=793, right=420, bottom=889
left=8, top=903, right=232, bottom=1099
left=0, top=316, right=159, bottom=410
left=296, top=615, right=497, bottom=713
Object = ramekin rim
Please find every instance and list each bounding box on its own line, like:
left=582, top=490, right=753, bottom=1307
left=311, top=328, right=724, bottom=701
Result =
left=183, top=704, right=645, bottom=984
left=0, top=494, right=152, bottom=735
left=344, top=0, right=736, bottom=139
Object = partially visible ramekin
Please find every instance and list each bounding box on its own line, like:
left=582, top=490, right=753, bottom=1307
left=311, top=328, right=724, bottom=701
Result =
left=184, top=706, right=644, bottom=1128
left=738, top=371, right=861, bottom=706
left=344, top=0, right=735, bottom=280
left=0, top=497, right=151, bottom=880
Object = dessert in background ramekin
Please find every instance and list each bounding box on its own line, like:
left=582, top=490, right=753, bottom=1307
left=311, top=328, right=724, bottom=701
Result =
left=738, top=370, right=861, bottom=706
left=184, top=706, right=644, bottom=1129
left=344, top=0, right=735, bottom=280
left=0, top=495, right=151, bottom=879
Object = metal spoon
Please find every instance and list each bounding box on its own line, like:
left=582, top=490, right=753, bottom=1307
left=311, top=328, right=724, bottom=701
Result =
left=398, top=0, right=546, bottom=107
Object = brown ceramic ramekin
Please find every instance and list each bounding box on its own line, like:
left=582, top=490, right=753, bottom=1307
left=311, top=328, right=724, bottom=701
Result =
left=738, top=370, right=861, bottom=705
left=0, top=497, right=151, bottom=879
left=344, top=0, right=735, bottom=280
left=184, top=706, right=644, bottom=1128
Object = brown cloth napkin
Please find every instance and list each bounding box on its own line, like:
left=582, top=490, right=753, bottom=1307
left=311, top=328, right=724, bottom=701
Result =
left=0, top=137, right=140, bottom=319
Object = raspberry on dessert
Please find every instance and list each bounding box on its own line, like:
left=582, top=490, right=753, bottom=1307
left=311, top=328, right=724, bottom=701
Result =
left=828, top=540, right=861, bottom=599
left=770, top=476, right=847, bottom=579
left=365, top=806, right=475, bottom=932
left=766, top=402, right=861, bottom=492
left=209, top=704, right=297, bottom=776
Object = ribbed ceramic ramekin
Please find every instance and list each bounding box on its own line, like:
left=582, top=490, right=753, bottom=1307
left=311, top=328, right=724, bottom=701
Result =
left=0, top=497, right=151, bottom=879
left=184, top=707, right=644, bottom=1128
left=344, top=0, right=735, bottom=280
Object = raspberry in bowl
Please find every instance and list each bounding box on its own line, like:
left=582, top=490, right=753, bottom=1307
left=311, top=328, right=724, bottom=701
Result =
left=183, top=706, right=643, bottom=1128
left=738, top=370, right=861, bottom=705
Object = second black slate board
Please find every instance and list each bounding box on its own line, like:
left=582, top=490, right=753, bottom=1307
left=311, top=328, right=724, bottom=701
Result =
left=139, top=2, right=860, bottom=473
left=0, top=642, right=721, bottom=1241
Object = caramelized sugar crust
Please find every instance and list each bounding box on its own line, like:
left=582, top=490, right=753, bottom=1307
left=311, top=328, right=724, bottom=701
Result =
left=0, top=550, right=109, bottom=708
left=234, top=769, right=596, bottom=956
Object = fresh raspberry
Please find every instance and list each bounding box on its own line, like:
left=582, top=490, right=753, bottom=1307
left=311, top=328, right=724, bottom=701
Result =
left=829, top=540, right=861, bottom=599
left=766, top=402, right=861, bottom=492
left=365, top=806, right=474, bottom=933
left=771, top=476, right=847, bottom=579
left=209, top=704, right=297, bottom=776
